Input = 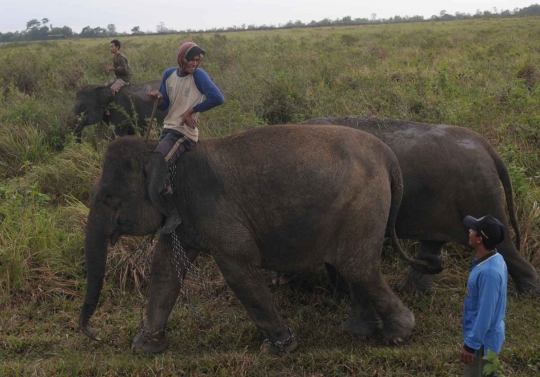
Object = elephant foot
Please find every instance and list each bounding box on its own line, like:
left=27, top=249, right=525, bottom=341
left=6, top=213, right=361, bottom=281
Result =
left=272, top=271, right=301, bottom=286
left=381, top=308, right=415, bottom=345
left=132, top=329, right=169, bottom=354
left=260, top=327, right=298, bottom=354
left=341, top=317, right=381, bottom=338
left=395, top=268, right=435, bottom=295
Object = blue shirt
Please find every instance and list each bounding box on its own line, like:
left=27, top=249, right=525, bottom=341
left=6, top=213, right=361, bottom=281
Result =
left=463, top=252, right=508, bottom=356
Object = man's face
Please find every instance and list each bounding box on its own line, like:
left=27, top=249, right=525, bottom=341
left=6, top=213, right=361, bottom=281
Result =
left=110, top=43, right=119, bottom=54
left=468, top=229, right=482, bottom=247
left=185, top=55, right=202, bottom=74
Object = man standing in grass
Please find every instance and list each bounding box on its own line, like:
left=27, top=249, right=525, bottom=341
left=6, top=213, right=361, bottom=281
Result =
left=147, top=42, right=224, bottom=235
left=461, top=214, right=508, bottom=377
left=105, top=39, right=133, bottom=96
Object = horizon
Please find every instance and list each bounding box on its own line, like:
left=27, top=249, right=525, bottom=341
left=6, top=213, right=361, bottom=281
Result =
left=1, top=1, right=538, bottom=35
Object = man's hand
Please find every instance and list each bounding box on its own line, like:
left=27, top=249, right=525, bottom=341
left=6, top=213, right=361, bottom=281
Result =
left=147, top=90, right=163, bottom=100
left=181, top=108, right=197, bottom=129
left=460, top=347, right=475, bottom=364
left=106, top=65, right=115, bottom=72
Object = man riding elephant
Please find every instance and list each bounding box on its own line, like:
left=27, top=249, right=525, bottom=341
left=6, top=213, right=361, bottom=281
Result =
left=147, top=42, right=225, bottom=235
left=105, top=39, right=133, bottom=98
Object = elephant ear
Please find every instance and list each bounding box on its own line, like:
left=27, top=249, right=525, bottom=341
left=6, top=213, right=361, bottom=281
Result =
left=142, top=151, right=169, bottom=215
left=95, top=86, right=112, bottom=106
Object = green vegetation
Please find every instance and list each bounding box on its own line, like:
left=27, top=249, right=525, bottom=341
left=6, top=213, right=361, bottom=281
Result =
left=1, top=16, right=539, bottom=376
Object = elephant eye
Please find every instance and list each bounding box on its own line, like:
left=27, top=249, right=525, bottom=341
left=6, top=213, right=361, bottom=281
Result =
left=102, top=194, right=120, bottom=208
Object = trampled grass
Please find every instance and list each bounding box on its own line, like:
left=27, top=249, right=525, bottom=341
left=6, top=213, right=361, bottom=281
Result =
left=1, top=16, right=539, bottom=376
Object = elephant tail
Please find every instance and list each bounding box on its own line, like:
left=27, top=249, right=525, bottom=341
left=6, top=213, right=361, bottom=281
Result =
left=387, top=156, right=443, bottom=275
left=489, top=146, right=521, bottom=251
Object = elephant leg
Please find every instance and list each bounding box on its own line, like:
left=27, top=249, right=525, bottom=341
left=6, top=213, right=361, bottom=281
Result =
left=132, top=233, right=200, bottom=353
left=340, top=274, right=382, bottom=337
left=336, top=258, right=415, bottom=344
left=324, top=263, right=350, bottom=301
left=212, top=247, right=297, bottom=354
left=395, top=240, right=446, bottom=295
left=272, top=271, right=301, bottom=286
left=74, top=125, right=84, bottom=144
left=493, top=236, right=540, bottom=297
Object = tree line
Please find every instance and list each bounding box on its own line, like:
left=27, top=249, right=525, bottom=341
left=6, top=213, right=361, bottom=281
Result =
left=2, top=4, right=540, bottom=43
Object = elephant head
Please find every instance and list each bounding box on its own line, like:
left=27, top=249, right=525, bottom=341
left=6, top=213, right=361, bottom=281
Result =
left=79, top=137, right=168, bottom=340
left=73, top=86, right=111, bottom=141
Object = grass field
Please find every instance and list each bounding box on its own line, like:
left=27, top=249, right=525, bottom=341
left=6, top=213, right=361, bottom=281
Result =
left=1, top=16, right=539, bottom=376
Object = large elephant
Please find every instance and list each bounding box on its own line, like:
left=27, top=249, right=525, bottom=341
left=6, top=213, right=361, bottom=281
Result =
left=287, top=116, right=539, bottom=297
left=73, top=80, right=168, bottom=142
left=79, top=125, right=437, bottom=353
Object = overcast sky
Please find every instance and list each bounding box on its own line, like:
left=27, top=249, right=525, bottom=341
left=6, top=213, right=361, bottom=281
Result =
left=1, top=0, right=537, bottom=34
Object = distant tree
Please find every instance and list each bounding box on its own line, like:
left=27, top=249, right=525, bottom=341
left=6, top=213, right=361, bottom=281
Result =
left=61, top=26, right=73, bottom=37
left=440, top=10, right=447, bottom=17
left=26, top=19, right=41, bottom=30
left=80, top=26, right=107, bottom=38
left=371, top=13, right=377, bottom=21
left=107, top=24, right=116, bottom=35
left=156, top=22, right=167, bottom=33
left=517, top=4, right=540, bottom=15
left=131, top=26, right=142, bottom=34
left=409, top=15, right=424, bottom=21
left=340, top=16, right=350, bottom=24
left=42, top=18, right=49, bottom=25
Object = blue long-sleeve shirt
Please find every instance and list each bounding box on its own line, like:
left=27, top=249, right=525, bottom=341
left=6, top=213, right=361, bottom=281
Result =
left=462, top=251, right=507, bottom=356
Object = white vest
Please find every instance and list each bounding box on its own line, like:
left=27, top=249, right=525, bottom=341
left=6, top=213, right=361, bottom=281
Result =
left=163, top=72, right=204, bottom=141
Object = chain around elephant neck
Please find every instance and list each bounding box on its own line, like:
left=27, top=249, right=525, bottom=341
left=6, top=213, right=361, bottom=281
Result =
left=168, top=163, right=214, bottom=322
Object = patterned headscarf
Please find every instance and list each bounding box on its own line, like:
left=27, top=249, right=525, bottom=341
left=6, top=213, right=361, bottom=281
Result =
left=177, top=42, right=205, bottom=74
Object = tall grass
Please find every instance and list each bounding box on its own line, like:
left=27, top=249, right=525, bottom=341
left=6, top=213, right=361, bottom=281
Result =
left=0, top=16, right=539, bottom=376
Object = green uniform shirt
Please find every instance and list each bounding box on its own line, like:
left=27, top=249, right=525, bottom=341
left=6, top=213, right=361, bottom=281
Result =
left=113, top=52, right=133, bottom=83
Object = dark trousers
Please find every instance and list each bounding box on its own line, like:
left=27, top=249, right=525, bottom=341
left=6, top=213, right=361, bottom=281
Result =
left=156, top=128, right=197, bottom=166
left=464, top=346, right=497, bottom=377
left=155, top=128, right=197, bottom=190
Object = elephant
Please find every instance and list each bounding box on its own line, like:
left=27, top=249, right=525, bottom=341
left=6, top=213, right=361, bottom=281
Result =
left=79, top=125, right=439, bottom=354
left=274, top=116, right=539, bottom=297
left=73, top=80, right=168, bottom=142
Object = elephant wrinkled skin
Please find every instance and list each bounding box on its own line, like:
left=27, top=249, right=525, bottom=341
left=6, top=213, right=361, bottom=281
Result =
left=73, top=80, right=168, bottom=141
left=80, top=125, right=436, bottom=353
left=296, top=116, right=540, bottom=297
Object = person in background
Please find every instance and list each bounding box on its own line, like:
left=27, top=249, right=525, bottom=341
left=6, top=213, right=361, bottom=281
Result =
left=105, top=39, right=133, bottom=96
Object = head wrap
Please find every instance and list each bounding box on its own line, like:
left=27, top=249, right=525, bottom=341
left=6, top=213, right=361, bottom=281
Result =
left=177, top=42, right=205, bottom=74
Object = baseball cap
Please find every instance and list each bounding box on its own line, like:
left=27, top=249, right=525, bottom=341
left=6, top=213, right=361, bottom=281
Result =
left=463, top=214, right=505, bottom=248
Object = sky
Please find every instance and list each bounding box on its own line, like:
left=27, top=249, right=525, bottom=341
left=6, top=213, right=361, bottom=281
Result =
left=0, top=0, right=537, bottom=34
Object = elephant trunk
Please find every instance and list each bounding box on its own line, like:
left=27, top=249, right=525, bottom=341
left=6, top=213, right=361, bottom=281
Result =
left=79, top=208, right=109, bottom=341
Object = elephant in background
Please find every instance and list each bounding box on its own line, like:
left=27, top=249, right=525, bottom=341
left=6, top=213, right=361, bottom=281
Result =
left=79, top=125, right=438, bottom=354
left=281, top=116, right=538, bottom=297
left=73, top=80, right=168, bottom=142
